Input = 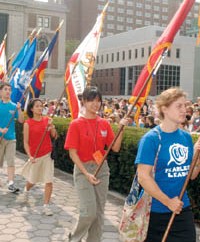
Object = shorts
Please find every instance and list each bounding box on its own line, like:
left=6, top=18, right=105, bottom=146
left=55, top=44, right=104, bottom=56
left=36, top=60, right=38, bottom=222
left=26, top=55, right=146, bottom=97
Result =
left=0, top=139, right=16, bottom=167
left=145, top=206, right=196, bottom=242
left=21, top=153, right=54, bottom=184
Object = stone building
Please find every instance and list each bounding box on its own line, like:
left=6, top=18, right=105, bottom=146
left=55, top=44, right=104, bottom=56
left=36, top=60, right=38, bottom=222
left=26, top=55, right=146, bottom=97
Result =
left=0, top=0, right=67, bottom=98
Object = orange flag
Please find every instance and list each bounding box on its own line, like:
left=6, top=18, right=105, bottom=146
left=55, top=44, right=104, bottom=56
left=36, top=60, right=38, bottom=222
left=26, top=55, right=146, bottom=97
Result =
left=129, top=0, right=195, bottom=124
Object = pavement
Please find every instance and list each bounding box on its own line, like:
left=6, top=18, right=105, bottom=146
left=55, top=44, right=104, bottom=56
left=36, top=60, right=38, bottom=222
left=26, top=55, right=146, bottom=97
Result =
left=0, top=151, right=198, bottom=242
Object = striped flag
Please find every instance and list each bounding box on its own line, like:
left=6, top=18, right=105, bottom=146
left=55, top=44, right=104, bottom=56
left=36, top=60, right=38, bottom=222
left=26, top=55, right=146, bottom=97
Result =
left=129, top=0, right=195, bottom=124
left=28, top=29, right=59, bottom=99
left=65, top=2, right=109, bottom=119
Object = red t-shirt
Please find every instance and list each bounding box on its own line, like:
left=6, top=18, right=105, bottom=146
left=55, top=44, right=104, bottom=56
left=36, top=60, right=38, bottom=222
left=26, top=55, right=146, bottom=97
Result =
left=26, top=117, right=52, bottom=158
left=64, top=116, right=115, bottom=162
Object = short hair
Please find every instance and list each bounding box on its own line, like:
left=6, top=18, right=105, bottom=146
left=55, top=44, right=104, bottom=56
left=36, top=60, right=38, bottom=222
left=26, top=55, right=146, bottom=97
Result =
left=82, top=86, right=102, bottom=104
left=0, top=82, right=11, bottom=90
left=26, top=98, right=43, bottom=118
left=156, top=88, right=187, bottom=120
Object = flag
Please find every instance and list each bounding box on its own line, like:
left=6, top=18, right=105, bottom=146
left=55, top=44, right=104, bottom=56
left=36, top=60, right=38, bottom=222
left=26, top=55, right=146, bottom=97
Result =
left=65, top=2, right=109, bottom=119
left=196, top=5, right=200, bottom=46
left=28, top=30, right=59, bottom=99
left=9, top=29, right=36, bottom=78
left=10, top=37, right=37, bottom=103
left=129, top=0, right=195, bottom=124
left=0, top=35, right=7, bottom=82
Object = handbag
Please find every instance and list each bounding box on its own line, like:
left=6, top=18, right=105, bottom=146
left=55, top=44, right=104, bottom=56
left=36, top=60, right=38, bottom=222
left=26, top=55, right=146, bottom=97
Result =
left=119, top=128, right=161, bottom=242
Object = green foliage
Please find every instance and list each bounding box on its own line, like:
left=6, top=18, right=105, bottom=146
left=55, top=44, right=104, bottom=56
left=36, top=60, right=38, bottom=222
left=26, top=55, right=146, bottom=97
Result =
left=15, top=120, right=200, bottom=222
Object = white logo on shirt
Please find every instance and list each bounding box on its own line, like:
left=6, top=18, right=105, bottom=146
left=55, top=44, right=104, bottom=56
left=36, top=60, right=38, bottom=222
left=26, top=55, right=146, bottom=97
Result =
left=168, top=143, right=188, bottom=166
left=101, top=130, right=107, bottom=137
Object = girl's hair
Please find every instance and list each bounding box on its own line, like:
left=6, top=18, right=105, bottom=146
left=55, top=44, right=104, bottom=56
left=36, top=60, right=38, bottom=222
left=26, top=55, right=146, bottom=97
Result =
left=26, top=98, right=43, bottom=118
left=156, top=88, right=187, bottom=120
left=82, top=86, right=102, bottom=104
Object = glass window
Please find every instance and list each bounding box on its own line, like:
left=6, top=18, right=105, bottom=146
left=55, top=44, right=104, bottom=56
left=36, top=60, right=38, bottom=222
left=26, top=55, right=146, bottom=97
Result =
left=129, top=50, right=132, bottom=59
left=135, top=49, right=138, bottom=59
left=176, top=48, right=180, bottom=59
left=117, top=52, right=120, bottom=61
left=141, top=47, right=144, bottom=58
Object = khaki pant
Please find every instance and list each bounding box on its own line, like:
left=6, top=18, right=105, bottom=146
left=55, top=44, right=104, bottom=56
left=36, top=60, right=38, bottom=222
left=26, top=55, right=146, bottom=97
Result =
left=70, top=161, right=110, bottom=242
left=0, top=139, right=16, bottom=167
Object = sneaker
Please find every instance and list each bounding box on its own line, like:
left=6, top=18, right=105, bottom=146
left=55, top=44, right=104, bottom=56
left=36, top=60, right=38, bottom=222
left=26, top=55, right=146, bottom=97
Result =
left=8, top=184, right=20, bottom=193
left=43, top=205, right=53, bottom=216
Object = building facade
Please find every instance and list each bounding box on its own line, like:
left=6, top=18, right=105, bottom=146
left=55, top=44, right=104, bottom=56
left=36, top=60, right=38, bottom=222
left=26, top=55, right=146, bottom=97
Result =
left=65, top=0, right=200, bottom=41
left=0, top=0, right=67, bottom=98
left=93, top=26, right=197, bottom=100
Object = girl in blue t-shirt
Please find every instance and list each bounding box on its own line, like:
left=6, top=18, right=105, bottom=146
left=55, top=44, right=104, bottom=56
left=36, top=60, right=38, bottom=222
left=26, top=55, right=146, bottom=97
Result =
left=136, top=88, right=200, bottom=242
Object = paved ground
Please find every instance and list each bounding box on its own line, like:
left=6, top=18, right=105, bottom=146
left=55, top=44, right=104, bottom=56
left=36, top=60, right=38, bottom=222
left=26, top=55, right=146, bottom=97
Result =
left=0, top=152, right=199, bottom=242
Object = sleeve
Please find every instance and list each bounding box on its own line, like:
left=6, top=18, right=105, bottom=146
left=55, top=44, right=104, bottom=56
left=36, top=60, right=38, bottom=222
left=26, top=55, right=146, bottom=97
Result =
left=135, top=131, right=159, bottom=166
left=64, top=121, right=80, bottom=150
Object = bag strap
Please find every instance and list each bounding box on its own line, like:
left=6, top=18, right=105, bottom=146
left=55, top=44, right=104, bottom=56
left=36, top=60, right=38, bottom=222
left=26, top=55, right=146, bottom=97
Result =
left=152, top=127, right=161, bottom=173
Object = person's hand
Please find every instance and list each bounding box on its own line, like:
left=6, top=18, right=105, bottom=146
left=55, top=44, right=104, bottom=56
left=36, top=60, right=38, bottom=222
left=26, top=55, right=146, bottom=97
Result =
left=119, top=117, right=129, bottom=126
left=16, top=102, right=21, bottom=110
left=85, top=172, right=100, bottom=185
left=0, top=128, right=8, bottom=134
left=29, top=157, right=36, bottom=163
left=47, top=118, right=55, bottom=131
left=167, top=196, right=183, bottom=214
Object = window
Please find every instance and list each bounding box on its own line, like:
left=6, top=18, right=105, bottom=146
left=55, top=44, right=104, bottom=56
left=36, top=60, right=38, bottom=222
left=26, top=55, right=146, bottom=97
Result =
left=136, top=11, right=142, bottom=16
left=107, top=15, right=114, bottom=21
left=106, top=54, right=109, bottom=62
left=156, top=65, right=180, bottom=95
left=37, top=16, right=50, bottom=28
left=111, top=53, right=114, bottom=62
left=117, top=25, right=124, bottom=31
left=126, top=18, right=133, bottom=23
left=176, top=48, right=180, bottom=59
left=167, top=50, right=171, bottom=57
left=122, top=51, right=125, bottom=60
left=117, top=8, right=124, bottom=13
left=101, top=55, right=104, bottom=63
left=136, top=3, right=142, bottom=8
left=117, top=52, right=120, bottom=61
left=127, top=9, right=133, bottom=15
left=129, top=50, right=132, bottom=59
left=117, top=16, right=124, bottom=22
left=145, top=4, right=151, bottom=10
left=127, top=1, right=133, bottom=6
left=136, top=19, right=142, bottom=24
left=128, top=67, right=133, bottom=80
left=141, top=47, right=144, bottom=58
left=135, top=49, right=138, bottom=59
left=148, top=46, right=151, bottom=56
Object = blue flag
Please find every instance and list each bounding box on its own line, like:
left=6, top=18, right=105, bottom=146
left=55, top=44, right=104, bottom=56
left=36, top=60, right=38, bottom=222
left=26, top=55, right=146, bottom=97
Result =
left=10, top=38, right=37, bottom=103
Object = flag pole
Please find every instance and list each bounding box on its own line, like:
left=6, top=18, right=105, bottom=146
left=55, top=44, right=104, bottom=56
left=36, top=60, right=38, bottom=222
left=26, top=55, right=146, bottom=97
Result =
left=161, top=150, right=200, bottom=242
left=94, top=47, right=168, bottom=177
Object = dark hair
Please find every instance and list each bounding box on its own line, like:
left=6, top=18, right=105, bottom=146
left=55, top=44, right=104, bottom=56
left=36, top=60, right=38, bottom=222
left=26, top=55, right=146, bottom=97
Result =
left=27, top=98, right=43, bottom=118
left=82, top=86, right=102, bottom=104
left=0, top=82, right=11, bottom=90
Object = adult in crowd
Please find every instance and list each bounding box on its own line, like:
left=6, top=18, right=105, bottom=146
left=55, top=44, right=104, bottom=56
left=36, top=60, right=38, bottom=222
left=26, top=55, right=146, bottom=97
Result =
left=135, top=88, right=200, bottom=242
left=0, top=82, right=24, bottom=192
left=21, top=98, right=57, bottom=216
left=64, top=86, right=128, bottom=242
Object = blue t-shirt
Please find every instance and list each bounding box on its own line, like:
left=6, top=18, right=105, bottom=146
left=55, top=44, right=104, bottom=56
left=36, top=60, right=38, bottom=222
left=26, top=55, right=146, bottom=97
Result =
left=0, top=101, right=19, bottom=140
left=135, top=126, right=193, bottom=213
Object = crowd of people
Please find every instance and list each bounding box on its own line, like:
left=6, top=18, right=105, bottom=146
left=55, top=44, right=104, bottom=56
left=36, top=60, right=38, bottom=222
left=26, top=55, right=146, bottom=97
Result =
left=40, top=93, right=200, bottom=133
left=0, top=81, right=200, bottom=242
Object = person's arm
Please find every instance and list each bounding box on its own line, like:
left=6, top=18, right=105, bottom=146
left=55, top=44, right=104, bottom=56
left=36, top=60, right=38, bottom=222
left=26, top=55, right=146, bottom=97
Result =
left=16, top=102, right=24, bottom=123
left=111, top=118, right=129, bottom=152
left=191, top=137, right=200, bottom=180
left=23, top=123, right=35, bottom=163
left=137, top=164, right=183, bottom=214
left=69, top=148, right=100, bottom=185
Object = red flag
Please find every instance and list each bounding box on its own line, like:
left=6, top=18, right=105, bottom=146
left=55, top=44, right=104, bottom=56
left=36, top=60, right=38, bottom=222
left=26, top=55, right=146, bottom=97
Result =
left=65, top=2, right=109, bottom=119
left=129, top=0, right=195, bottom=124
